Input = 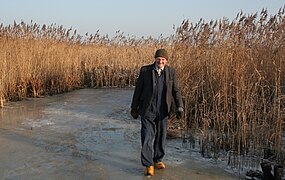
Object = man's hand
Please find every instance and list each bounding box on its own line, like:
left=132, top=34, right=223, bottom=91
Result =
left=131, top=108, right=139, bottom=119
left=176, top=107, right=184, bottom=120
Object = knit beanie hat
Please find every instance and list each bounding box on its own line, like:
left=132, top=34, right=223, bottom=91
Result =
left=154, top=49, right=169, bottom=60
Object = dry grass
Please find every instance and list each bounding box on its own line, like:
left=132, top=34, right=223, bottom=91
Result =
left=174, top=7, right=285, bottom=167
left=1, top=7, right=285, bottom=169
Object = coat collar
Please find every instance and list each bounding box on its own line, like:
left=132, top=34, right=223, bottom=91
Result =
left=151, top=64, right=170, bottom=83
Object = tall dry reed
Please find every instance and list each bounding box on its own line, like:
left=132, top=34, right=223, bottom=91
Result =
left=173, top=7, right=285, bottom=168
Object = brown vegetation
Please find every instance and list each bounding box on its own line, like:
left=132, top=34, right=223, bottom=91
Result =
left=1, top=7, right=285, bottom=169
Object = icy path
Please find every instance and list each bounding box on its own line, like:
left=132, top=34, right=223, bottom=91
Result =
left=0, top=88, right=239, bottom=180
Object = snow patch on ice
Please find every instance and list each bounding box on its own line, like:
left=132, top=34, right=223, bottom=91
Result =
left=22, top=118, right=55, bottom=128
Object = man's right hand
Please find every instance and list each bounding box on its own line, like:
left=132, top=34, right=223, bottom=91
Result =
left=131, top=108, right=139, bottom=119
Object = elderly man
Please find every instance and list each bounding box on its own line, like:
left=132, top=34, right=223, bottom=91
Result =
left=131, top=48, right=184, bottom=176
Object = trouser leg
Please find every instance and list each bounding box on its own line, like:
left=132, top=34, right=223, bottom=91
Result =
left=153, top=116, right=168, bottom=163
left=141, top=115, right=156, bottom=167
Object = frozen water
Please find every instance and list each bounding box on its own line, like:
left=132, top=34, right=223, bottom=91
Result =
left=0, top=88, right=240, bottom=179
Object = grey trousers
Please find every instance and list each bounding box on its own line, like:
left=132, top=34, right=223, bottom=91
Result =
left=140, top=115, right=168, bottom=167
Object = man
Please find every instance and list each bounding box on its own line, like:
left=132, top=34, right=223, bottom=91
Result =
left=130, top=48, right=184, bottom=176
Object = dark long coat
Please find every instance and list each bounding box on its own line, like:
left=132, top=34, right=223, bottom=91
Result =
left=131, top=63, right=183, bottom=117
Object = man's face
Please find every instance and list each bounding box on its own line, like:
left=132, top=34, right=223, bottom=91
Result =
left=155, top=57, right=168, bottom=69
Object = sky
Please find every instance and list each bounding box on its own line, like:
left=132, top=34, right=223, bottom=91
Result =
left=0, top=0, right=284, bottom=38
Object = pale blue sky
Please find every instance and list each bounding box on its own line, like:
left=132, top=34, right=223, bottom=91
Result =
left=0, top=0, right=284, bottom=38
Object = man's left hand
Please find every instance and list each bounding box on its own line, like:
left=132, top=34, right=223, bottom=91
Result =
left=176, top=107, right=184, bottom=119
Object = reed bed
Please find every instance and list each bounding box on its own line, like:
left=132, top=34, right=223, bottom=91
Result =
left=1, top=7, right=285, bottom=170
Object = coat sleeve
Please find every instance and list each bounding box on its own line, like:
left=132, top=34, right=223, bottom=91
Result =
left=131, top=67, right=144, bottom=109
left=171, top=68, right=184, bottom=109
